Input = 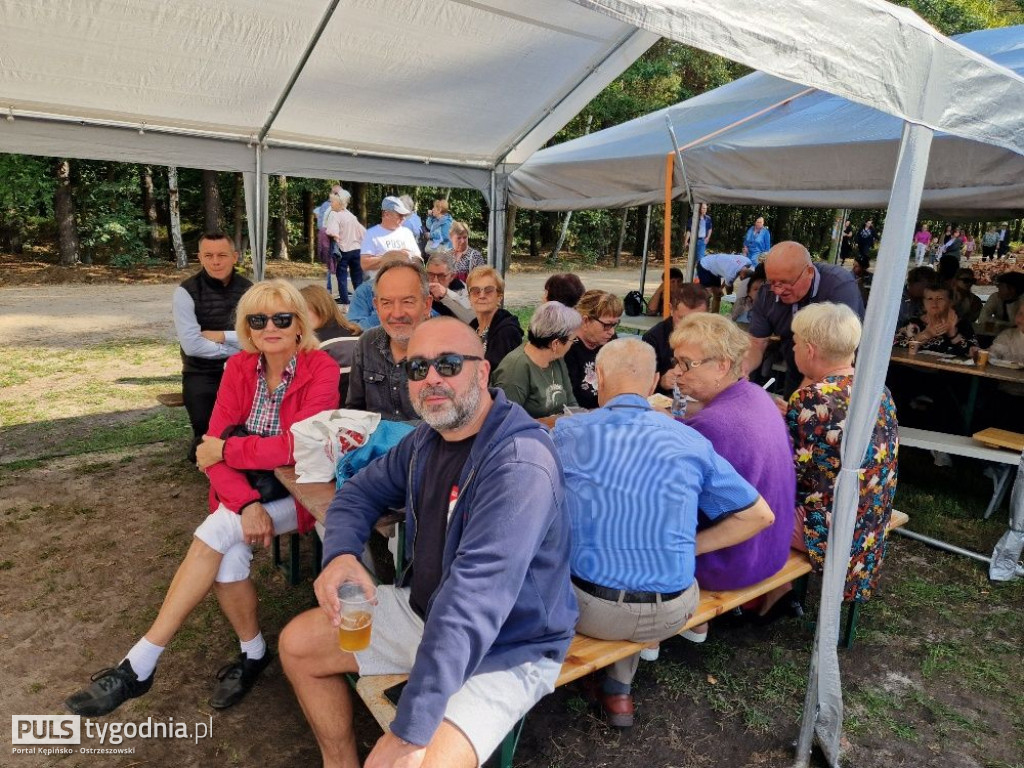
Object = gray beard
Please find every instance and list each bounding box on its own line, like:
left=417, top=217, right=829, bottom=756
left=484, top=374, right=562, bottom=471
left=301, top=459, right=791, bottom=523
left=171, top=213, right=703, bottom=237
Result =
left=413, top=381, right=481, bottom=432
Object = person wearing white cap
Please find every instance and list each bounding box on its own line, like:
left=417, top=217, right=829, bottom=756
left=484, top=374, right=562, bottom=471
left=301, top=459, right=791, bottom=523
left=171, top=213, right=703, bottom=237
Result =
left=360, top=196, right=422, bottom=279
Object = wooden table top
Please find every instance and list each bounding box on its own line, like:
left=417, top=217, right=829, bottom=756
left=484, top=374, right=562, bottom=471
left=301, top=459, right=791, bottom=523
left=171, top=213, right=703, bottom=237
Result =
left=274, top=466, right=336, bottom=525
left=275, top=465, right=404, bottom=532
left=889, top=347, right=1024, bottom=385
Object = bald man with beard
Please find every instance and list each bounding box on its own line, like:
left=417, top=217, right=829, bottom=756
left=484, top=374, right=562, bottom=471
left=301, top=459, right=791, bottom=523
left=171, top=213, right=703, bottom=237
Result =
left=280, top=318, right=577, bottom=768
left=743, top=241, right=864, bottom=397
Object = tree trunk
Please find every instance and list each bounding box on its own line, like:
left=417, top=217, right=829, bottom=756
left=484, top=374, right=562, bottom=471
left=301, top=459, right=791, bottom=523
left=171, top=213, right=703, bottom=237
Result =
left=168, top=165, right=188, bottom=269
left=502, top=204, right=518, bottom=278
left=202, top=169, right=223, bottom=232
left=274, top=175, right=289, bottom=261
left=352, top=182, right=368, bottom=224
left=141, top=165, right=163, bottom=259
left=54, top=159, right=81, bottom=266
left=774, top=206, right=794, bottom=243
left=529, top=211, right=539, bottom=259
left=232, top=173, right=245, bottom=254
left=303, top=189, right=315, bottom=263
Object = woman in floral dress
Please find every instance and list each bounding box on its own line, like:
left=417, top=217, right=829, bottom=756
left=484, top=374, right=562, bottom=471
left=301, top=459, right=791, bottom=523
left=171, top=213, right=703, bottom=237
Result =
left=787, top=302, right=899, bottom=602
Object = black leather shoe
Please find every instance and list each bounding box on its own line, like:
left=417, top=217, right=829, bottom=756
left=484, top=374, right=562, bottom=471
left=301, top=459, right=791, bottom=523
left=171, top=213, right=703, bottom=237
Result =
left=751, top=597, right=804, bottom=627
left=65, top=660, right=153, bottom=716
left=209, top=652, right=273, bottom=709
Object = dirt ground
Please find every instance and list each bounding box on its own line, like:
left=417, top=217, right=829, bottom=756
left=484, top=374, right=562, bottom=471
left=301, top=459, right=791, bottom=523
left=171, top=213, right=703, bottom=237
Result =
left=1, top=260, right=1021, bottom=768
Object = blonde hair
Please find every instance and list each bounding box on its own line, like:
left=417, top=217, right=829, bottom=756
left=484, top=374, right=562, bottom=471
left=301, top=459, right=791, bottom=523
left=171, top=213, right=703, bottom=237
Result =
left=669, top=313, right=750, bottom=377
left=450, top=220, right=470, bottom=238
left=433, top=198, right=450, bottom=215
left=576, top=289, right=624, bottom=320
left=299, top=284, right=362, bottom=336
left=235, top=280, right=318, bottom=353
left=466, top=265, right=505, bottom=295
left=790, top=302, right=862, bottom=362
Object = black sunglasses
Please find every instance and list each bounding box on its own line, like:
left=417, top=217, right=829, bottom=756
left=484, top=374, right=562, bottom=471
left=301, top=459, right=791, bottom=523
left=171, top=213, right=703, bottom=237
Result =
left=246, top=312, right=294, bottom=330
left=404, top=354, right=484, bottom=382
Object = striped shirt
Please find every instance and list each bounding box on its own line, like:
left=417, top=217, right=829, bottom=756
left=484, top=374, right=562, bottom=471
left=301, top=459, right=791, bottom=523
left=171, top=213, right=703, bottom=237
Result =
left=552, top=393, right=757, bottom=593
left=245, top=355, right=297, bottom=436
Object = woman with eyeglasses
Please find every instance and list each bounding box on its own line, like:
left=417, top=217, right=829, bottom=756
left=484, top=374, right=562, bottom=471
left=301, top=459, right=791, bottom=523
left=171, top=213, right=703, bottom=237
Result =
left=66, top=280, right=339, bottom=718
left=493, top=301, right=582, bottom=418
left=563, top=290, right=624, bottom=409
left=668, top=312, right=796, bottom=634
left=450, top=220, right=485, bottom=281
left=467, top=266, right=523, bottom=372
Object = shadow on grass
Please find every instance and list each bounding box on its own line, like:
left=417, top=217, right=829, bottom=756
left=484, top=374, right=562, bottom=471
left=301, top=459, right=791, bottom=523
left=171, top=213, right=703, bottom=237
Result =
left=115, top=375, right=182, bottom=385
left=0, top=407, right=190, bottom=468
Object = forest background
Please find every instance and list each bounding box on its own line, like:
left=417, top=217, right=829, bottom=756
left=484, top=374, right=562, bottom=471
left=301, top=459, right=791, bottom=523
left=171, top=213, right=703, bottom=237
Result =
left=1, top=0, right=1022, bottom=273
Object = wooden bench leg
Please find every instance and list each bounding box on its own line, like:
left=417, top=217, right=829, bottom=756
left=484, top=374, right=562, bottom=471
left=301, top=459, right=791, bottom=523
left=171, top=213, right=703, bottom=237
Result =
left=273, top=533, right=303, bottom=586
left=841, top=602, right=860, bottom=650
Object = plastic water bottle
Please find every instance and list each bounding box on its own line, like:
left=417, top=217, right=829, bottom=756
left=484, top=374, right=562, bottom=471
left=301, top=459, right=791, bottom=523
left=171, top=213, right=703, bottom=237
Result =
left=671, top=383, right=687, bottom=421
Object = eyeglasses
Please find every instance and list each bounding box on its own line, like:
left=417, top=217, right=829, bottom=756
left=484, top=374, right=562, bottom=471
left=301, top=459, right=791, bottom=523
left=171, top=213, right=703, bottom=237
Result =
left=589, top=317, right=621, bottom=331
left=767, top=269, right=810, bottom=291
left=246, top=313, right=294, bottom=330
left=427, top=271, right=450, bottom=281
left=673, top=356, right=717, bottom=371
left=404, top=353, right=484, bottom=381
left=468, top=285, right=498, bottom=297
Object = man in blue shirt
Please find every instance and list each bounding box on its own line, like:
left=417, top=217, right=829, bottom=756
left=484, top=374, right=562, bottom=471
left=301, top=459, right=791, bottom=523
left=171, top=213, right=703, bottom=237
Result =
left=744, top=241, right=865, bottom=397
left=552, top=337, right=774, bottom=727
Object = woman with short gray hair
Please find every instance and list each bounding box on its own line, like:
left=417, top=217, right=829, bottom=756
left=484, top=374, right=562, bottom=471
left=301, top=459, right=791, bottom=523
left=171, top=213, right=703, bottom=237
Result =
left=493, top=302, right=582, bottom=417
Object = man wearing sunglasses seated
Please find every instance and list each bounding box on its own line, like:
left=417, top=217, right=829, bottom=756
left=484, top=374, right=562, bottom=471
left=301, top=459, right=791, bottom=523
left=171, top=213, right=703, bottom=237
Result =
left=552, top=337, right=774, bottom=728
left=171, top=230, right=252, bottom=462
left=346, top=257, right=433, bottom=421
left=281, top=317, right=578, bottom=768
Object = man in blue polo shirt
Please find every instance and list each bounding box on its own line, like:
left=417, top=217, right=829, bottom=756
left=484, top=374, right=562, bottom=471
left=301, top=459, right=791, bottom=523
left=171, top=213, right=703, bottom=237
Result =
left=744, top=241, right=865, bottom=397
left=552, top=337, right=775, bottom=728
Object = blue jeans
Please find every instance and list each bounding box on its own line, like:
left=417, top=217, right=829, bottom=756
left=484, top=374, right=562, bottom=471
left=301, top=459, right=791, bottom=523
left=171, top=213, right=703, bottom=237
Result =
left=695, top=237, right=706, bottom=260
left=334, top=247, right=363, bottom=303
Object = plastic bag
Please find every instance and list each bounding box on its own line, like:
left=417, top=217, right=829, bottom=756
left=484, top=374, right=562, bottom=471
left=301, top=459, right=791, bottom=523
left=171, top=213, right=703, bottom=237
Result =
left=291, top=409, right=381, bottom=483
left=989, top=454, right=1024, bottom=582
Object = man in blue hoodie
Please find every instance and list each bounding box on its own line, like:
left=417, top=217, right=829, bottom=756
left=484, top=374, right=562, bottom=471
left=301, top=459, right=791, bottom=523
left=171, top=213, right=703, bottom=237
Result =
left=280, top=317, right=578, bottom=768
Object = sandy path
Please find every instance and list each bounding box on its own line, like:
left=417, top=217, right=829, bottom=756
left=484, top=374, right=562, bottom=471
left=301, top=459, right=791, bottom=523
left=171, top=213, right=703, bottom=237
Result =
left=0, top=269, right=650, bottom=346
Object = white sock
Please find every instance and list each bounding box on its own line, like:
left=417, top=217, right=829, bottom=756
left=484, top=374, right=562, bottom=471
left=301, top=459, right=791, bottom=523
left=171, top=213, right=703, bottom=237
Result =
left=123, top=638, right=164, bottom=681
left=239, top=632, right=266, bottom=661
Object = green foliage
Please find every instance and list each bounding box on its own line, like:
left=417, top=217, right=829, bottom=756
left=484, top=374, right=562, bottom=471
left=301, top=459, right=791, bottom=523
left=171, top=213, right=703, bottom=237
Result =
left=892, top=0, right=1023, bottom=34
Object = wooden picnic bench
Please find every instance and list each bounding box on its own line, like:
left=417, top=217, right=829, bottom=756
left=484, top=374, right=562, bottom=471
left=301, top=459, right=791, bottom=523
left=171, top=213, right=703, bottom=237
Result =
left=155, top=392, right=184, bottom=407
left=353, top=509, right=909, bottom=768
left=272, top=466, right=403, bottom=584
left=899, top=426, right=1021, bottom=518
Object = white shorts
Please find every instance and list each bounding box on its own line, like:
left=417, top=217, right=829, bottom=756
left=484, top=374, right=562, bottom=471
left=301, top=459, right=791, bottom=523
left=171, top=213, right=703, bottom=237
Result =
left=193, top=497, right=298, bottom=583
left=355, top=587, right=560, bottom=764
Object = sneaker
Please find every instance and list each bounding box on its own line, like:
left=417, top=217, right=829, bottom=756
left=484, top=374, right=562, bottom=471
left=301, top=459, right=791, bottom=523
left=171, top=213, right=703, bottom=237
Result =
left=209, top=652, right=273, bottom=709
left=639, top=645, right=660, bottom=661
left=65, top=660, right=153, bottom=716
left=681, top=628, right=707, bottom=643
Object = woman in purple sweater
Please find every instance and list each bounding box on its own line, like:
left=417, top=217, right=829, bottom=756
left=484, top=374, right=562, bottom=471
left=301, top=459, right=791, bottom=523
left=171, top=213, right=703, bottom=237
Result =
left=671, top=313, right=796, bottom=638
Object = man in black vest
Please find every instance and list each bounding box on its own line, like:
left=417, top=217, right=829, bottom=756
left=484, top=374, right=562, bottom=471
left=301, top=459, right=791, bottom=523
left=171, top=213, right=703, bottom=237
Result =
left=171, top=231, right=252, bottom=461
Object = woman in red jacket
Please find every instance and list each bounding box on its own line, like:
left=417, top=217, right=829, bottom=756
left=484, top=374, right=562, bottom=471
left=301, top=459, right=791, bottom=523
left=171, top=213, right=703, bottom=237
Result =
left=66, top=280, right=340, bottom=717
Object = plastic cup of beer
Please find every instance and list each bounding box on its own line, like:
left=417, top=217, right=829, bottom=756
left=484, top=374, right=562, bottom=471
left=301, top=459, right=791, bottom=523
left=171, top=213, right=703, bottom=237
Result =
left=908, top=340, right=921, bottom=355
left=337, top=582, right=375, bottom=652
left=976, top=349, right=989, bottom=369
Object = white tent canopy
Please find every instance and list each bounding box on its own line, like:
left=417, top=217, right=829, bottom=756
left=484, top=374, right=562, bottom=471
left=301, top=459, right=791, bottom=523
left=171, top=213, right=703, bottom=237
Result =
left=3, top=3, right=1024, bottom=766
left=2, top=1, right=1023, bottom=272
left=508, top=24, right=1024, bottom=215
